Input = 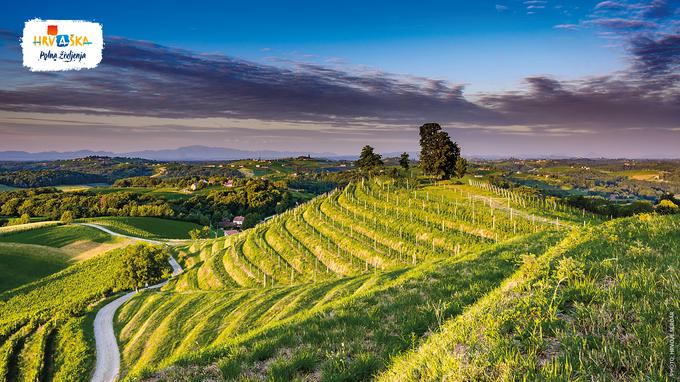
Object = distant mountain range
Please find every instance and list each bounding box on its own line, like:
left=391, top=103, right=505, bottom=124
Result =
left=0, top=146, right=350, bottom=162
left=3, top=147, right=673, bottom=162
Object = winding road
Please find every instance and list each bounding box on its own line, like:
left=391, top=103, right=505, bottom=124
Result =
left=81, top=223, right=183, bottom=382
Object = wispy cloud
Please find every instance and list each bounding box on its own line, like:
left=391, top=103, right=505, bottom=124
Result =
left=0, top=2, right=679, bottom=156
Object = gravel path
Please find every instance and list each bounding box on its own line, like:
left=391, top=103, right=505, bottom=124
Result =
left=84, top=223, right=183, bottom=382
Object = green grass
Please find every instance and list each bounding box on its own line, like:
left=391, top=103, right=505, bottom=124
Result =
left=0, top=247, right=130, bottom=381
left=117, top=231, right=564, bottom=380
left=0, top=243, right=70, bottom=293
left=86, top=186, right=191, bottom=200
left=379, top=214, right=680, bottom=381
left=0, top=221, right=60, bottom=235
left=54, top=183, right=110, bottom=192
left=80, top=217, right=202, bottom=240
left=0, top=225, right=119, bottom=293
left=0, top=224, right=112, bottom=247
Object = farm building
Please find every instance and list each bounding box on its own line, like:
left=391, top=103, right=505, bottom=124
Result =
left=233, top=216, right=245, bottom=226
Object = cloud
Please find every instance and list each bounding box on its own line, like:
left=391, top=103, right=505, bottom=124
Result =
left=0, top=35, right=496, bottom=126
left=641, top=0, right=675, bottom=19
left=478, top=75, right=680, bottom=130
left=629, top=33, right=680, bottom=76
left=595, top=1, right=628, bottom=10
left=589, top=18, right=657, bottom=29
left=495, top=4, right=509, bottom=11
left=0, top=18, right=678, bottom=154
left=554, top=24, right=580, bottom=30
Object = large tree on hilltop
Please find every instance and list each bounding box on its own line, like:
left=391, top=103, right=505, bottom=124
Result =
left=419, top=123, right=460, bottom=179
left=357, top=145, right=384, bottom=175
left=399, top=152, right=410, bottom=171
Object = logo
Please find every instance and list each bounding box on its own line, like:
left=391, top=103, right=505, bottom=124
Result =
left=22, top=19, right=103, bottom=71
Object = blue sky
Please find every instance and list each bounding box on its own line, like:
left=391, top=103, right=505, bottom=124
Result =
left=1, top=1, right=625, bottom=92
left=0, top=0, right=678, bottom=157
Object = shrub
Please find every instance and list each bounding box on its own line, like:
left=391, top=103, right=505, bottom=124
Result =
left=654, top=199, right=678, bottom=215
left=60, top=210, right=74, bottom=224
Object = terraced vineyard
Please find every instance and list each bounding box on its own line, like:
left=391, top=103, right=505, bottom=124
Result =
left=111, top=179, right=678, bottom=381
left=110, top=179, right=598, bottom=379
left=171, top=179, right=563, bottom=291
left=0, top=248, right=129, bottom=381
left=2, top=178, right=675, bottom=381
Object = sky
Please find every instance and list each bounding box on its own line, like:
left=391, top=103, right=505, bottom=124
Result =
left=0, top=0, right=678, bottom=157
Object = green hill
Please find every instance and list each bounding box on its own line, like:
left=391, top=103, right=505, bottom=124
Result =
left=0, top=247, right=129, bottom=381
left=0, top=224, right=122, bottom=293
left=379, top=213, right=680, bottom=381
left=0, top=243, right=70, bottom=293
left=1, top=179, right=676, bottom=381
left=79, top=217, right=202, bottom=240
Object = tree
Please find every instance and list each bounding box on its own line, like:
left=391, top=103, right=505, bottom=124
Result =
left=7, top=213, right=30, bottom=226
left=356, top=145, right=384, bottom=175
left=60, top=210, right=74, bottom=224
left=242, top=213, right=263, bottom=229
left=399, top=152, right=410, bottom=171
left=454, top=157, right=468, bottom=179
left=419, top=123, right=460, bottom=179
left=189, top=226, right=212, bottom=240
left=117, top=244, right=170, bottom=291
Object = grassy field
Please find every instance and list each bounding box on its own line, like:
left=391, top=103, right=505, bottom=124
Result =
left=85, top=186, right=192, bottom=200
left=0, top=224, right=112, bottom=247
left=80, top=216, right=202, bottom=240
left=0, top=224, right=126, bottom=293
left=0, top=221, right=60, bottom=235
left=379, top=214, right=680, bottom=381
left=0, top=243, right=70, bottom=293
left=54, top=183, right=110, bottom=192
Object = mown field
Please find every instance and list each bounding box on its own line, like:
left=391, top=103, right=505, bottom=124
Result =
left=79, top=217, right=201, bottom=240
left=0, top=224, right=126, bottom=293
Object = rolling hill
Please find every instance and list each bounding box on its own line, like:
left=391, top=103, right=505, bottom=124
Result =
left=0, top=178, right=676, bottom=381
left=112, top=184, right=678, bottom=381
left=0, top=224, right=129, bottom=293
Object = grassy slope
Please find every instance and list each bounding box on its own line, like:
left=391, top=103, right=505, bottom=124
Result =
left=0, top=224, right=112, bottom=247
left=0, top=248, right=128, bottom=382
left=0, top=225, right=121, bottom=293
left=379, top=214, right=680, bottom=381
left=0, top=244, right=70, bottom=293
left=118, top=191, right=678, bottom=381
left=80, top=217, right=201, bottom=240
left=170, top=180, right=559, bottom=292
left=116, top=231, right=565, bottom=380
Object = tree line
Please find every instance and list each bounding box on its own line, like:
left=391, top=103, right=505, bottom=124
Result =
left=0, top=179, right=303, bottom=227
left=356, top=122, right=468, bottom=179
